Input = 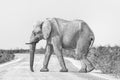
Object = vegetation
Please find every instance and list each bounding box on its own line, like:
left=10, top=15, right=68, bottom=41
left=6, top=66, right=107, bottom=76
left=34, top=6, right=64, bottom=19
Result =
left=0, top=50, right=15, bottom=64
left=88, top=46, right=120, bottom=77
left=1, top=46, right=120, bottom=77
left=0, top=49, right=29, bottom=54
left=0, top=49, right=29, bottom=64
left=35, top=48, right=46, bottom=54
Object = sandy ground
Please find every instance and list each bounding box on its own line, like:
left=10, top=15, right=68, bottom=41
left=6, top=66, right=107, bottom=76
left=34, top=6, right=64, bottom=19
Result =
left=0, top=54, right=115, bottom=80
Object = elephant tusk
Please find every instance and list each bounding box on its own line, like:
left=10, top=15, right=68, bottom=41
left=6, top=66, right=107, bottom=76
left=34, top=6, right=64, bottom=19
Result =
left=25, top=42, right=36, bottom=45
left=25, top=43, right=32, bottom=45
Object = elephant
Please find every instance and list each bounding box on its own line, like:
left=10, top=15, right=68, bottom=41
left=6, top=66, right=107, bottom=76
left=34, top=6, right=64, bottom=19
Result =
left=26, top=18, right=95, bottom=73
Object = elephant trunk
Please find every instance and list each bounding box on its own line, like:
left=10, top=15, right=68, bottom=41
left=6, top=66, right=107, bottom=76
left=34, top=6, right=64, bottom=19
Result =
left=29, top=43, right=36, bottom=72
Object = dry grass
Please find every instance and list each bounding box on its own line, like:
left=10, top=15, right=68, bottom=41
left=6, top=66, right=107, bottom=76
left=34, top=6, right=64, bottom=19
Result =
left=0, top=50, right=14, bottom=64
left=88, top=46, right=120, bottom=78
left=0, top=49, right=29, bottom=64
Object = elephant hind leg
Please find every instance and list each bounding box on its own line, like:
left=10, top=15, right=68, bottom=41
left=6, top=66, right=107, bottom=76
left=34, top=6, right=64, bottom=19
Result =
left=83, top=59, right=95, bottom=72
left=79, top=58, right=95, bottom=73
left=75, top=37, right=94, bottom=73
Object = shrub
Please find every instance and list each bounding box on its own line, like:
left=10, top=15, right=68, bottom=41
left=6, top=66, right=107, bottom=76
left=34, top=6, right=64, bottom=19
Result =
left=88, top=46, right=120, bottom=77
left=35, top=48, right=46, bottom=54
left=0, top=48, right=30, bottom=64
left=0, top=52, right=14, bottom=64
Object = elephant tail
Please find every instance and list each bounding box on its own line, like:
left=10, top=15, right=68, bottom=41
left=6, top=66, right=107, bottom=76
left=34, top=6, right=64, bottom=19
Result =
left=89, top=34, right=95, bottom=49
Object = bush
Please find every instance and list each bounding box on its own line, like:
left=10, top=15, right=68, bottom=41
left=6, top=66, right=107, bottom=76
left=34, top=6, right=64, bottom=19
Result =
left=0, top=49, right=29, bottom=54
left=0, top=49, right=30, bottom=64
left=0, top=51, right=15, bottom=64
left=35, top=48, right=46, bottom=54
left=88, top=46, right=120, bottom=77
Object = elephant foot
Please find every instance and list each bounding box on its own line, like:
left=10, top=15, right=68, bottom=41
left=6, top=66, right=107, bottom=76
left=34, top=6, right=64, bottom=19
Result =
left=80, top=59, right=95, bottom=73
left=40, top=68, right=49, bottom=72
left=60, top=68, right=68, bottom=72
left=79, top=68, right=87, bottom=73
left=79, top=65, right=95, bottom=73
left=86, top=65, right=95, bottom=72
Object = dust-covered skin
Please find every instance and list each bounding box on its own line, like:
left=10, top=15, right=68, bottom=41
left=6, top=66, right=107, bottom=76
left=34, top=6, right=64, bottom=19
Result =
left=28, top=18, right=95, bottom=72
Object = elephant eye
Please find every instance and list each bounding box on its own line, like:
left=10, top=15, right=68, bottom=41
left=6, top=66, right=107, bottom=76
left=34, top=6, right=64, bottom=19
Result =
left=32, top=31, right=36, bottom=35
left=37, top=31, right=42, bottom=34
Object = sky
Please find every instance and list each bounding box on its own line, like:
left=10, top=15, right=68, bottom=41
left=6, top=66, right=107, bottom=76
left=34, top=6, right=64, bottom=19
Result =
left=0, top=0, right=120, bottom=49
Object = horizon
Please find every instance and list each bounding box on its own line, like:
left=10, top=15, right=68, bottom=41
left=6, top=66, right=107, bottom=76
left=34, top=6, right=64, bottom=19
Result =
left=0, top=0, right=120, bottom=49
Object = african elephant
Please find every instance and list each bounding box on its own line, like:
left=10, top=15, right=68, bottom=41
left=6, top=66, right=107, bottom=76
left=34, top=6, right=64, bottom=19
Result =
left=26, top=18, right=95, bottom=72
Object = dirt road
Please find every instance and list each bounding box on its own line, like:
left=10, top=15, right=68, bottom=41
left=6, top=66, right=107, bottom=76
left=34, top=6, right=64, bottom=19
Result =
left=0, top=54, right=108, bottom=80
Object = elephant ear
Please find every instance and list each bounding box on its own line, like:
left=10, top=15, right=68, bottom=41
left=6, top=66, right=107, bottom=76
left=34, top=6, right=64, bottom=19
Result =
left=42, top=20, right=51, bottom=39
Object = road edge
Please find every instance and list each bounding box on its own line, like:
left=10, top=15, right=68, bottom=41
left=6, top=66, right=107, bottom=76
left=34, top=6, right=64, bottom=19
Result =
left=65, top=57, right=118, bottom=80
left=0, top=57, right=23, bottom=68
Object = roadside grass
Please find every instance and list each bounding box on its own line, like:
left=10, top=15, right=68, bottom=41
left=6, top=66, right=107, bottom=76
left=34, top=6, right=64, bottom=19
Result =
left=88, top=46, right=120, bottom=78
left=0, top=50, right=15, bottom=64
left=0, top=49, right=29, bottom=64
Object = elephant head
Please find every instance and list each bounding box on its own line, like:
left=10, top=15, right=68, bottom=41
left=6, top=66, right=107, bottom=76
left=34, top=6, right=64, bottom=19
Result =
left=26, top=20, right=52, bottom=72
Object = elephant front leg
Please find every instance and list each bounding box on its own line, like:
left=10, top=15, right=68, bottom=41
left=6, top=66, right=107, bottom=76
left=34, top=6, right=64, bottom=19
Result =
left=52, top=37, right=68, bottom=72
left=54, top=48, right=68, bottom=72
left=40, top=44, right=53, bottom=72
